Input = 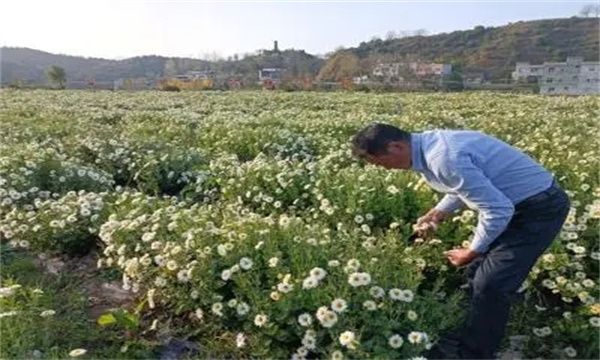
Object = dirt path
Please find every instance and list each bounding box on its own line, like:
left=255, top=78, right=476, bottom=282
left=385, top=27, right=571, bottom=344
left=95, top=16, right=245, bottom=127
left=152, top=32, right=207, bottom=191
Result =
left=35, top=251, right=136, bottom=322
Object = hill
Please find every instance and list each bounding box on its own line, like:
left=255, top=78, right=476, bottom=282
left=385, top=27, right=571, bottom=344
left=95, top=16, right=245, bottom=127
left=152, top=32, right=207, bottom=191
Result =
left=347, top=17, right=599, bottom=80
left=1, top=17, right=598, bottom=85
left=0, top=47, right=324, bottom=85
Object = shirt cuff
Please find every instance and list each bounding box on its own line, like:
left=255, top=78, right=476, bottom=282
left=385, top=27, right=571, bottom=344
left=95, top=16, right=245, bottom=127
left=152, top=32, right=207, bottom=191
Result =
left=434, top=194, right=464, bottom=214
left=469, top=237, right=489, bottom=254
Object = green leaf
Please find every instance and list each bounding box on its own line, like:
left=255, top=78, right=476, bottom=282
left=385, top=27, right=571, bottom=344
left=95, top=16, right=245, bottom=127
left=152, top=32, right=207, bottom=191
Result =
left=135, top=299, right=147, bottom=315
left=97, top=313, right=117, bottom=326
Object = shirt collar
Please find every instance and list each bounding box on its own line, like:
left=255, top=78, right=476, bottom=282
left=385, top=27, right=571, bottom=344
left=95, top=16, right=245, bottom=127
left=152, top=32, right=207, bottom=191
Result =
left=410, top=133, right=425, bottom=172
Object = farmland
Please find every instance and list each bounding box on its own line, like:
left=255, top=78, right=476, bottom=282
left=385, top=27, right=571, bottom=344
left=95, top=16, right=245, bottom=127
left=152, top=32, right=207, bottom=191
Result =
left=1, top=90, right=598, bottom=359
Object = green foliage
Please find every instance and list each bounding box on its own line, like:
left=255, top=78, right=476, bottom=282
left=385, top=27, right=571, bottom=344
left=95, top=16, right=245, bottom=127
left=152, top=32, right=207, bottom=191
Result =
left=0, top=90, right=598, bottom=358
left=46, top=65, right=66, bottom=89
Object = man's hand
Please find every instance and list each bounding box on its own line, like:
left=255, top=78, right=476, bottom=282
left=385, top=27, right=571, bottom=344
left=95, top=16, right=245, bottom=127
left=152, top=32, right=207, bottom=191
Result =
left=443, top=248, right=481, bottom=267
left=414, top=209, right=449, bottom=237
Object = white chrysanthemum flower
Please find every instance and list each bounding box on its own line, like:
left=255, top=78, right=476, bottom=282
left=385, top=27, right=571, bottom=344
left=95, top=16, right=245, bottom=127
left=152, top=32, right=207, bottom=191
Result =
left=348, top=272, right=364, bottom=287
left=277, top=282, right=294, bottom=293
left=331, top=298, right=348, bottom=313
left=0, top=311, right=19, bottom=318
left=211, top=302, right=224, bottom=317
left=239, top=257, right=253, bottom=270
left=590, top=317, right=600, bottom=327
left=328, top=260, right=340, bottom=267
left=279, top=215, right=291, bottom=228
left=302, top=335, right=317, bottom=350
left=369, top=286, right=385, bottom=299
left=217, top=244, right=227, bottom=256
left=388, top=334, right=404, bottom=348
left=298, top=313, right=313, bottom=327
left=389, top=288, right=402, bottom=300
left=359, top=272, right=372, bottom=286
left=305, top=329, right=317, bottom=338
left=177, top=269, right=192, bottom=283
left=564, top=346, right=577, bottom=358
left=236, top=302, right=250, bottom=316
left=68, top=349, right=87, bottom=357
left=400, top=289, right=414, bottom=302
left=316, top=306, right=329, bottom=321
left=296, top=346, right=308, bottom=357
left=363, top=300, right=377, bottom=311
left=221, top=269, right=232, bottom=281
left=387, top=185, right=399, bottom=195
left=320, top=311, right=338, bottom=328
left=171, top=246, right=182, bottom=255
left=236, top=332, right=246, bottom=348
left=532, top=326, right=552, bottom=337
left=150, top=241, right=162, bottom=250
left=354, top=215, right=364, bottom=224
left=339, top=330, right=357, bottom=349
left=361, top=224, right=371, bottom=234
left=142, top=232, right=156, bottom=242
left=40, top=310, right=56, bottom=317
left=270, top=291, right=281, bottom=301
left=407, top=310, right=418, bottom=321
left=347, top=258, right=360, bottom=268
left=307, top=266, right=326, bottom=280
left=408, top=331, right=425, bottom=344
left=303, top=276, right=319, bottom=290
left=574, top=246, right=586, bottom=254
left=154, top=276, right=167, bottom=287
left=268, top=257, right=279, bottom=267
left=331, top=350, right=344, bottom=360
left=194, top=308, right=204, bottom=321
left=166, top=260, right=178, bottom=271
left=254, top=314, right=268, bottom=327
left=583, top=279, right=595, bottom=288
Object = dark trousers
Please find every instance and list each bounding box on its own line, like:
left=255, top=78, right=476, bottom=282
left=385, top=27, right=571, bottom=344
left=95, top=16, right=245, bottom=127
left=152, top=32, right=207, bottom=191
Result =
left=441, top=180, right=570, bottom=359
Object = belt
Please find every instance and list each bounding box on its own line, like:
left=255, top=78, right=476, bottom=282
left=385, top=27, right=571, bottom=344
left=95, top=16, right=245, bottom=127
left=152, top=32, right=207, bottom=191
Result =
left=516, top=179, right=562, bottom=209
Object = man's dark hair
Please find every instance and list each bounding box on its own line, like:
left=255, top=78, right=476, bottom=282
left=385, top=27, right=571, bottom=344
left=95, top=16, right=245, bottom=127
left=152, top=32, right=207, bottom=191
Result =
left=351, top=123, right=411, bottom=158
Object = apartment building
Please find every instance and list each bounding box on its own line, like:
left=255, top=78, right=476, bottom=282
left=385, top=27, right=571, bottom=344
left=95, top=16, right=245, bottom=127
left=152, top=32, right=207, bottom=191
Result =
left=513, top=57, right=599, bottom=95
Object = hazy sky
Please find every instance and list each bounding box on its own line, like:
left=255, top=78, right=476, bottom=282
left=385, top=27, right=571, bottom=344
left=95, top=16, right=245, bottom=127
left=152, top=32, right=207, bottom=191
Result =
left=0, top=1, right=595, bottom=59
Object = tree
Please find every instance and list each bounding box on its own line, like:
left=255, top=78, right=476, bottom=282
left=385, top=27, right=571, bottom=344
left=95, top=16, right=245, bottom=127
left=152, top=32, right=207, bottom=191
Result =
left=46, top=65, right=66, bottom=89
left=317, top=51, right=361, bottom=82
left=164, top=59, right=177, bottom=78
left=579, top=4, right=600, bottom=17
left=442, top=70, right=464, bottom=91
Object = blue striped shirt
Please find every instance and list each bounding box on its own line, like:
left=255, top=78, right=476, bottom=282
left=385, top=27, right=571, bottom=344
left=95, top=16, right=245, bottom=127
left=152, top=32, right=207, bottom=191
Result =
left=411, top=130, right=553, bottom=253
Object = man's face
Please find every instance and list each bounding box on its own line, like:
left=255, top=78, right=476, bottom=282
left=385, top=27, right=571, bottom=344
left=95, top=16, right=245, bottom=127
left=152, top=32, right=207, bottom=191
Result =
left=364, top=141, right=411, bottom=170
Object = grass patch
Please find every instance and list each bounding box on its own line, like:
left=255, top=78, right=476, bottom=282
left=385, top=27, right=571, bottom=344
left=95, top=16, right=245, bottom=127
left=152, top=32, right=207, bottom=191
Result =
left=0, top=247, right=156, bottom=359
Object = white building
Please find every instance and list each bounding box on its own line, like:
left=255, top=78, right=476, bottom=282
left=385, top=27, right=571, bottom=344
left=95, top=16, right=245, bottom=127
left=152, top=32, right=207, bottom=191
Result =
left=373, top=62, right=451, bottom=79
left=512, top=63, right=545, bottom=82
left=513, top=57, right=600, bottom=95
left=259, top=68, right=283, bottom=81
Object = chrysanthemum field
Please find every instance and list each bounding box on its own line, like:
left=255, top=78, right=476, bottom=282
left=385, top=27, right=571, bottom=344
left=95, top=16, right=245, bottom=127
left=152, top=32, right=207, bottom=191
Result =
left=1, top=90, right=598, bottom=359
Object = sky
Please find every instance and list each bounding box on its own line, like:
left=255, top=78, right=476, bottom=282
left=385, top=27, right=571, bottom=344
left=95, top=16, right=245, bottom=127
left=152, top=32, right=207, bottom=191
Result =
left=0, top=1, right=596, bottom=59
